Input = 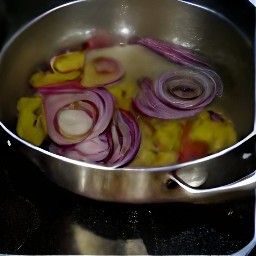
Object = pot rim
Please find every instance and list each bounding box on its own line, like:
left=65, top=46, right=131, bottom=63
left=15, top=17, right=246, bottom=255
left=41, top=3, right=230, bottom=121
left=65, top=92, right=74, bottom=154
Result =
left=1, top=122, right=255, bottom=172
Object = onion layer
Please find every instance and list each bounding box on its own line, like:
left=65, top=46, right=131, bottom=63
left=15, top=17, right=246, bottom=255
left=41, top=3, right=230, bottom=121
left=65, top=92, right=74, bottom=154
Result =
left=49, top=132, right=113, bottom=163
left=106, top=109, right=141, bottom=167
left=49, top=109, right=141, bottom=167
left=129, top=37, right=209, bottom=68
left=155, top=69, right=223, bottom=110
left=42, top=85, right=115, bottom=145
left=133, top=77, right=204, bottom=120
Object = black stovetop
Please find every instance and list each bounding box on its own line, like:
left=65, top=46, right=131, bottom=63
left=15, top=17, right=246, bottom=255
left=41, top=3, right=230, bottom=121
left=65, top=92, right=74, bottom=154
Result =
left=1, top=126, right=255, bottom=255
left=0, top=0, right=255, bottom=255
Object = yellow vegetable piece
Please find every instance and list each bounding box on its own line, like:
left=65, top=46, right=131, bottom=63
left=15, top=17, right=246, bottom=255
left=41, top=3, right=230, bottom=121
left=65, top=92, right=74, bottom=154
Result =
left=107, top=81, right=138, bottom=110
left=153, top=120, right=183, bottom=152
left=130, top=149, right=157, bottom=167
left=29, top=70, right=81, bottom=87
left=157, top=151, right=179, bottom=166
left=188, top=110, right=237, bottom=153
left=52, top=51, right=85, bottom=73
left=16, top=97, right=47, bottom=146
left=130, top=117, right=182, bottom=167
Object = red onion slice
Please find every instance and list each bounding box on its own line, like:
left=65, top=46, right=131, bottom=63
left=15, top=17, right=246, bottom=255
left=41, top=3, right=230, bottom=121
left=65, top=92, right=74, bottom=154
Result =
left=43, top=86, right=115, bottom=145
left=133, top=77, right=202, bottom=119
left=129, top=37, right=209, bottom=68
left=48, top=109, right=140, bottom=167
left=155, top=69, right=223, bottom=110
left=106, top=109, right=141, bottom=167
left=49, top=132, right=113, bottom=163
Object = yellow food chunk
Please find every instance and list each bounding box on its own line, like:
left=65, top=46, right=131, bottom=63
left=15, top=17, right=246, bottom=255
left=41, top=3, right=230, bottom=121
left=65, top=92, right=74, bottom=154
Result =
left=153, top=120, right=183, bottom=152
left=29, top=70, right=81, bottom=87
left=188, top=110, right=237, bottom=153
left=157, top=151, right=179, bottom=166
left=130, top=117, right=182, bottom=167
left=130, top=149, right=157, bottom=167
left=16, top=97, right=47, bottom=146
left=53, top=51, right=85, bottom=73
left=107, top=80, right=138, bottom=110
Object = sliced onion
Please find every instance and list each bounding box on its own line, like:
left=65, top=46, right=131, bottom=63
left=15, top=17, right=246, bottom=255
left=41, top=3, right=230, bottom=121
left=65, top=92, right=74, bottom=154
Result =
left=133, top=77, right=202, bottom=119
left=49, top=132, right=113, bottom=163
left=106, top=109, right=141, bottom=167
left=57, top=109, right=93, bottom=138
left=48, top=109, right=140, bottom=167
left=129, top=37, right=209, bottom=68
left=43, top=86, right=115, bottom=145
left=155, top=69, right=223, bottom=110
left=208, top=110, right=224, bottom=122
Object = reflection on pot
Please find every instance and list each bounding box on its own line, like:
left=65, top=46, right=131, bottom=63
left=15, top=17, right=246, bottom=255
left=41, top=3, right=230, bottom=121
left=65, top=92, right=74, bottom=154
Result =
left=72, top=224, right=148, bottom=255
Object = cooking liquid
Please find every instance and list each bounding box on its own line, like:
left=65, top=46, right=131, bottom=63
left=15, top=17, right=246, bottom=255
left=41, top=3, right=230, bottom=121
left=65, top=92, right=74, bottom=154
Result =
left=21, top=42, right=238, bottom=168
left=80, top=44, right=237, bottom=167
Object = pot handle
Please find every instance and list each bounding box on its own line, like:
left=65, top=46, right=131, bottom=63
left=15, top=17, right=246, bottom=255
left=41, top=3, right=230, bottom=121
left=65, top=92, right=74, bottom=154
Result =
left=170, top=170, right=256, bottom=195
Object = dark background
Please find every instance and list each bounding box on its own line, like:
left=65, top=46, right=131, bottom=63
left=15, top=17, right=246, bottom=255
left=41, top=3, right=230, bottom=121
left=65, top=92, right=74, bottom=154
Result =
left=0, top=0, right=255, bottom=254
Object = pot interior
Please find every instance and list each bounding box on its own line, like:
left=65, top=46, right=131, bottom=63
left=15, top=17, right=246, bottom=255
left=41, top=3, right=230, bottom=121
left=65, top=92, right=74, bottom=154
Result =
left=0, top=0, right=254, bottom=162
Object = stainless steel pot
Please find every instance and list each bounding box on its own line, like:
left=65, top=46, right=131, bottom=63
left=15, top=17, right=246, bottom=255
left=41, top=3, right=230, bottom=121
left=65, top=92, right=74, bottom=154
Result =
left=0, top=0, right=255, bottom=203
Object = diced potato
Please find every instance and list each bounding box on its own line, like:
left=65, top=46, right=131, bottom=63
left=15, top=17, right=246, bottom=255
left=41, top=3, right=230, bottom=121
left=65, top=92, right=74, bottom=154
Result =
left=129, top=149, right=157, bottom=167
left=30, top=70, right=81, bottom=87
left=52, top=51, right=85, bottom=73
left=188, top=110, right=237, bottom=153
left=107, top=80, right=137, bottom=110
left=153, top=120, right=183, bottom=151
left=16, top=97, right=47, bottom=146
left=157, top=151, right=179, bottom=166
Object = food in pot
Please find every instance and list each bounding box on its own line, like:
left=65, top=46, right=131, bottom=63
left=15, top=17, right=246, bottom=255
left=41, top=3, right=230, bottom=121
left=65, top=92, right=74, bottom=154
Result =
left=16, top=30, right=237, bottom=167
left=16, top=97, right=47, bottom=146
